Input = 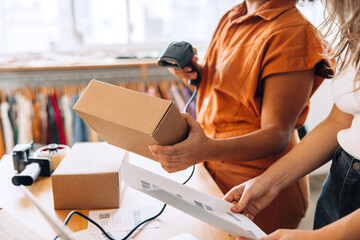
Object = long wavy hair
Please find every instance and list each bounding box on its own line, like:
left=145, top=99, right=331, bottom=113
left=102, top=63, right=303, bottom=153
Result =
left=321, top=0, right=360, bottom=88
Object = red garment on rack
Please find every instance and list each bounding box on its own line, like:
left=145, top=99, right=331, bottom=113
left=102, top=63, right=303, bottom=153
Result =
left=50, top=94, right=67, bottom=145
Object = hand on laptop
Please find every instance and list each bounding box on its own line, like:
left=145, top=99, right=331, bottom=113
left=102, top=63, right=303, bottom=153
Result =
left=223, top=175, right=280, bottom=221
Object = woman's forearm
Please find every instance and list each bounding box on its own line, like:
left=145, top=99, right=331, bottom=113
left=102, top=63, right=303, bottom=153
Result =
left=314, top=209, right=360, bottom=240
left=210, top=125, right=293, bottom=162
left=263, top=105, right=353, bottom=193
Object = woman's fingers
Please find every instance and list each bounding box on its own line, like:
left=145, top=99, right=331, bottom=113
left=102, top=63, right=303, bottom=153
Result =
left=168, top=66, right=197, bottom=81
left=231, top=188, right=253, bottom=213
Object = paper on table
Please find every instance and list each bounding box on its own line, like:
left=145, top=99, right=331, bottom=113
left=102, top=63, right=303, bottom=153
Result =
left=121, top=161, right=267, bottom=240
left=87, top=206, right=160, bottom=232
left=0, top=208, right=46, bottom=240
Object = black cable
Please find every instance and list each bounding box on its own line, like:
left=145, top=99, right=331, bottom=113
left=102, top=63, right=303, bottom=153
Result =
left=182, top=85, right=198, bottom=114
left=54, top=211, right=114, bottom=240
left=120, top=164, right=195, bottom=240
left=53, top=165, right=195, bottom=240
left=54, top=84, right=199, bottom=240
left=118, top=84, right=198, bottom=239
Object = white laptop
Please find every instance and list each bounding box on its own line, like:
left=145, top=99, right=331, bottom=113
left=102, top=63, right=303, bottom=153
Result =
left=20, top=161, right=267, bottom=240
left=121, top=161, right=267, bottom=240
left=19, top=185, right=76, bottom=240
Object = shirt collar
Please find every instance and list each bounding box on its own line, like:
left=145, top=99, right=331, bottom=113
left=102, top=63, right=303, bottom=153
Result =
left=229, top=0, right=296, bottom=24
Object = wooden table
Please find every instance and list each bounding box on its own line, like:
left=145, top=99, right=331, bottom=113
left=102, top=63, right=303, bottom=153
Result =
left=0, top=153, right=235, bottom=240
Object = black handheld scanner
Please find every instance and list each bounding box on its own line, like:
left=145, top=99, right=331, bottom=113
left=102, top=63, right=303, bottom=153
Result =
left=158, top=41, right=201, bottom=86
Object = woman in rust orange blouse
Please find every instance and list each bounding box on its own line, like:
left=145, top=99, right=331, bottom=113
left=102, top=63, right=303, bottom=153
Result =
left=149, top=0, right=335, bottom=233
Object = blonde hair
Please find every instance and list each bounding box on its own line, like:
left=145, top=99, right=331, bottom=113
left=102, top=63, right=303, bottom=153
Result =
left=322, top=0, right=360, bottom=87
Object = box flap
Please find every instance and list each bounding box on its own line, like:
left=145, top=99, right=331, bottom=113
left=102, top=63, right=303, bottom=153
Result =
left=53, top=142, right=124, bottom=175
left=73, top=80, right=172, bottom=135
left=152, top=102, right=188, bottom=145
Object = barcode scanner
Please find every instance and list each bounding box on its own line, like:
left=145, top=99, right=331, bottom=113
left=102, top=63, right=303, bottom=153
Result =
left=54, top=41, right=202, bottom=240
left=158, top=41, right=202, bottom=113
left=158, top=41, right=202, bottom=87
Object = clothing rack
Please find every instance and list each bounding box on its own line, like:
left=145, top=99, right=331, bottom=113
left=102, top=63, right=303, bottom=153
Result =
left=0, top=59, right=172, bottom=90
left=0, top=80, right=196, bottom=158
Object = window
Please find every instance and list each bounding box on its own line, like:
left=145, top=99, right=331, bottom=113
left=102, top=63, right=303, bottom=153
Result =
left=0, top=0, right=324, bottom=55
left=0, top=0, right=60, bottom=53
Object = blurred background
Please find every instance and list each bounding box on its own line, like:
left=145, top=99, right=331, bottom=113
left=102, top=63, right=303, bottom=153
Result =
left=0, top=0, right=324, bottom=57
left=0, top=0, right=331, bottom=230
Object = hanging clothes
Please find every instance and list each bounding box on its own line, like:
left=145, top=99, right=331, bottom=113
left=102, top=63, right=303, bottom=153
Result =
left=59, top=95, right=73, bottom=146
left=158, top=81, right=171, bottom=100
left=8, top=96, right=18, bottom=145
left=32, top=96, right=42, bottom=143
left=0, top=101, right=14, bottom=154
left=169, top=83, right=186, bottom=112
left=146, top=86, right=157, bottom=97
left=37, top=92, right=48, bottom=144
left=47, top=95, right=59, bottom=144
left=50, top=94, right=67, bottom=145
left=146, top=82, right=161, bottom=98
left=136, top=82, right=146, bottom=93
left=1, top=80, right=181, bottom=147
left=72, top=94, right=89, bottom=143
left=17, top=94, right=33, bottom=144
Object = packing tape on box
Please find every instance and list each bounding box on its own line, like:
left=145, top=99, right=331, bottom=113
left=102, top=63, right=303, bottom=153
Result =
left=35, top=144, right=70, bottom=171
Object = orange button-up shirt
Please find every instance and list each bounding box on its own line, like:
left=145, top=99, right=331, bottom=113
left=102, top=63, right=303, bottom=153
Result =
left=197, top=0, right=335, bottom=233
left=198, top=0, right=334, bottom=139
left=198, top=0, right=335, bottom=233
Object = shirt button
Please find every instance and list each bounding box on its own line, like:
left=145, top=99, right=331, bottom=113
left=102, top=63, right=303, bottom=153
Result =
left=353, top=161, right=360, bottom=171
left=215, top=65, right=218, bottom=72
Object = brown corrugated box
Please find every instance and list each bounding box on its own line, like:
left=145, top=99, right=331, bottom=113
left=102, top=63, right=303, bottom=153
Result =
left=51, top=142, right=127, bottom=210
left=73, top=79, right=188, bottom=160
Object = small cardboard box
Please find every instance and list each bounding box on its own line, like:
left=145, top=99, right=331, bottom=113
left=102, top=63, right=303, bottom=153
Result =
left=51, top=142, right=127, bottom=210
left=73, top=80, right=188, bottom=160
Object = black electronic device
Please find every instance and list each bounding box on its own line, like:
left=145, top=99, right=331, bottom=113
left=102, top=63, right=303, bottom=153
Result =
left=54, top=41, right=204, bottom=240
left=12, top=142, right=51, bottom=186
left=158, top=41, right=201, bottom=86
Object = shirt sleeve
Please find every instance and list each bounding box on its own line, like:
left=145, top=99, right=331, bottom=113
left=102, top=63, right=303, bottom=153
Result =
left=260, top=23, right=335, bottom=81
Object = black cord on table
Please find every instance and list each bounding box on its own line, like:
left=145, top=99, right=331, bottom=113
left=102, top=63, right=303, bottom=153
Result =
left=54, top=85, right=199, bottom=240
left=54, top=165, right=195, bottom=240
left=54, top=211, right=114, bottom=240
left=121, top=164, right=195, bottom=240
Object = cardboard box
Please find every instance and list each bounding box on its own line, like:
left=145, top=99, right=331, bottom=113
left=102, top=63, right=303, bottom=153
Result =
left=51, top=142, right=127, bottom=210
left=73, top=80, right=188, bottom=160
